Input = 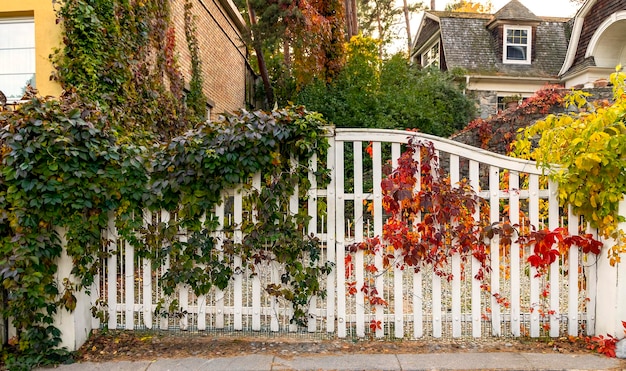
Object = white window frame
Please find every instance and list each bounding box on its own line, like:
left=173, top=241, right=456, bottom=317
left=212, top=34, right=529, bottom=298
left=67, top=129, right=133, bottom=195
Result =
left=0, top=17, right=36, bottom=103
left=421, top=41, right=440, bottom=68
left=503, top=25, right=532, bottom=65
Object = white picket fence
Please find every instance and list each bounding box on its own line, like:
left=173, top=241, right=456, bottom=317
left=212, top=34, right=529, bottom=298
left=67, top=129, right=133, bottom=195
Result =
left=93, top=128, right=626, bottom=342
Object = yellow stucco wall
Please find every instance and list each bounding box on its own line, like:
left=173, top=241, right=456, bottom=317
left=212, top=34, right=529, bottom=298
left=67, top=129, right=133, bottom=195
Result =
left=1, top=1, right=62, bottom=98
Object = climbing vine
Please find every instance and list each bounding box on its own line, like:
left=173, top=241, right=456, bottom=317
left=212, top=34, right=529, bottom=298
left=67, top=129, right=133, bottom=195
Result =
left=51, top=0, right=206, bottom=142
left=3, top=3, right=330, bottom=362
left=462, top=85, right=565, bottom=153
left=0, top=94, right=145, bottom=369
left=184, top=0, right=208, bottom=121
left=0, top=95, right=329, bottom=368
left=345, top=137, right=603, bottom=336
left=514, top=67, right=626, bottom=265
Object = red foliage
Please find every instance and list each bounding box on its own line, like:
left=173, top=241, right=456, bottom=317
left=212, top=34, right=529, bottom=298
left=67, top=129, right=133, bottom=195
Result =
left=458, top=85, right=566, bottom=152
left=369, top=320, right=382, bottom=331
left=343, top=137, right=605, bottom=334
left=520, top=227, right=603, bottom=277
left=587, top=334, right=618, bottom=357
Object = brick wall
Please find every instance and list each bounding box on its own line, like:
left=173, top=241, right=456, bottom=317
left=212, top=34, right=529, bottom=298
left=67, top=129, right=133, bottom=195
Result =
left=170, top=0, right=250, bottom=120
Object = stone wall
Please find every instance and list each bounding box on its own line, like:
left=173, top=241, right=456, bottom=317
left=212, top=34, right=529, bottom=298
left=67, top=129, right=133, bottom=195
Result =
left=452, top=87, right=614, bottom=153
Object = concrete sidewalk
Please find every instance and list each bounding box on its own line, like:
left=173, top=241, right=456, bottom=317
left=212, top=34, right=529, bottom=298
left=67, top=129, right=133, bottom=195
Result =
left=37, top=352, right=625, bottom=370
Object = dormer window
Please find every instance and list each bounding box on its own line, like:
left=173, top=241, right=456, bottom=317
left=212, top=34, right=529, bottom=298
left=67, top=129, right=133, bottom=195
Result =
left=422, top=42, right=440, bottom=68
left=503, top=25, right=531, bottom=64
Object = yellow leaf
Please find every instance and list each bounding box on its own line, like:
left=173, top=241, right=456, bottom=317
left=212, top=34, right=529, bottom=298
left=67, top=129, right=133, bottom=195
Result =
left=570, top=138, right=584, bottom=146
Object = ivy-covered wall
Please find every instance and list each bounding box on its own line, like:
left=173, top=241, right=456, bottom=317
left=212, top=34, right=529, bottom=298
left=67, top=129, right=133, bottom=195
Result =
left=0, top=0, right=253, bottom=120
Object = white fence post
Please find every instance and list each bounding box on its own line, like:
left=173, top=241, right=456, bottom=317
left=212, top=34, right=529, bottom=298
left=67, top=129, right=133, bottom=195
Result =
left=53, top=227, right=95, bottom=351
left=488, top=165, right=501, bottom=337
left=470, top=160, right=481, bottom=338
left=372, top=142, right=384, bottom=338
left=616, top=199, right=626, bottom=338
left=567, top=205, right=579, bottom=336
left=353, top=141, right=365, bottom=338
left=335, top=139, right=346, bottom=338
left=325, top=128, right=337, bottom=334
left=593, top=198, right=626, bottom=336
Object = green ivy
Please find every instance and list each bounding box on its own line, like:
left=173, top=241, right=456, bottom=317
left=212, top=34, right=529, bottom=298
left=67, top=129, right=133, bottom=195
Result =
left=0, top=98, right=329, bottom=368
left=52, top=0, right=201, bottom=143
left=184, top=0, right=208, bottom=121
left=1, top=1, right=330, bottom=368
left=0, top=95, right=141, bottom=369
left=146, top=107, right=331, bottom=319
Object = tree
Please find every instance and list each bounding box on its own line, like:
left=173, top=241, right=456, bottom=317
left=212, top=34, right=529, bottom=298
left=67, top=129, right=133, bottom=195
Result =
left=445, top=0, right=492, bottom=12
left=358, top=0, right=400, bottom=58
left=345, top=0, right=359, bottom=39
left=295, top=35, right=475, bottom=136
left=357, top=0, right=424, bottom=58
left=238, top=0, right=347, bottom=106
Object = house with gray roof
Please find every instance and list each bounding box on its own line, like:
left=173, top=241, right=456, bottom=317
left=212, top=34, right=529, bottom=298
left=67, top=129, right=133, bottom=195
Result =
left=411, top=0, right=626, bottom=119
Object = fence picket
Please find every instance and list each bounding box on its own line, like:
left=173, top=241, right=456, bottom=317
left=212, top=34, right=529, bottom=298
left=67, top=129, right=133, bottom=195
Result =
left=252, top=174, right=262, bottom=332
left=529, top=174, right=540, bottom=337
left=391, top=143, right=403, bottom=338
left=307, top=154, right=318, bottom=333
left=335, top=141, right=347, bottom=338
left=233, top=189, right=243, bottom=331
left=567, top=205, right=579, bottom=336
left=509, top=171, right=521, bottom=337
left=450, top=154, right=461, bottom=338
left=413, top=148, right=423, bottom=339
left=548, top=179, right=560, bottom=337
left=288, top=160, right=299, bottom=333
left=469, top=160, right=481, bottom=338
left=215, top=199, right=225, bottom=329
left=326, top=133, right=337, bottom=334
left=489, top=165, right=501, bottom=336
left=142, top=210, right=152, bottom=329
left=160, top=211, right=171, bottom=331
left=585, top=224, right=597, bottom=335
left=372, top=142, right=384, bottom=338
left=353, top=142, right=365, bottom=337
left=270, top=261, right=280, bottom=332
left=432, top=272, right=442, bottom=338
left=107, top=215, right=117, bottom=330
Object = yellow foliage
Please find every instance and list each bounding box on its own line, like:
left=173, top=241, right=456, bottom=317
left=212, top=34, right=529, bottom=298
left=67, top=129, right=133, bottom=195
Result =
left=513, top=67, right=626, bottom=259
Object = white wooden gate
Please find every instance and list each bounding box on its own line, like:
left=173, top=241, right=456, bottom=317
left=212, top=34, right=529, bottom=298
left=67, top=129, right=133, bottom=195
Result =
left=97, top=128, right=612, bottom=339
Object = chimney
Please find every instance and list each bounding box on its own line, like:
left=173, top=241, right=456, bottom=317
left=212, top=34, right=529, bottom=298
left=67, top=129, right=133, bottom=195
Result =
left=431, top=0, right=435, bottom=10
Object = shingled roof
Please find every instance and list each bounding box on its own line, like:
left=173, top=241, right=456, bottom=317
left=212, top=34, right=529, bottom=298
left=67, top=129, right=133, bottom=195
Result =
left=415, top=2, right=570, bottom=78
left=486, top=0, right=542, bottom=27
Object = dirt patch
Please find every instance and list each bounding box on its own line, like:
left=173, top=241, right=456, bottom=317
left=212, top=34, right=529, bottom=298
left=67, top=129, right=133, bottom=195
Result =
left=74, top=329, right=623, bottom=363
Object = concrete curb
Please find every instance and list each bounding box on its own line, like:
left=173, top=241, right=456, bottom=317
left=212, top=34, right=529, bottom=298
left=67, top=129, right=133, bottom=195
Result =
left=36, top=352, right=624, bottom=371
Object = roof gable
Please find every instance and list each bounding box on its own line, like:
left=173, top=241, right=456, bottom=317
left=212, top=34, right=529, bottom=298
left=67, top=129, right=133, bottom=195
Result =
left=559, top=0, right=626, bottom=76
left=486, top=0, right=542, bottom=29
